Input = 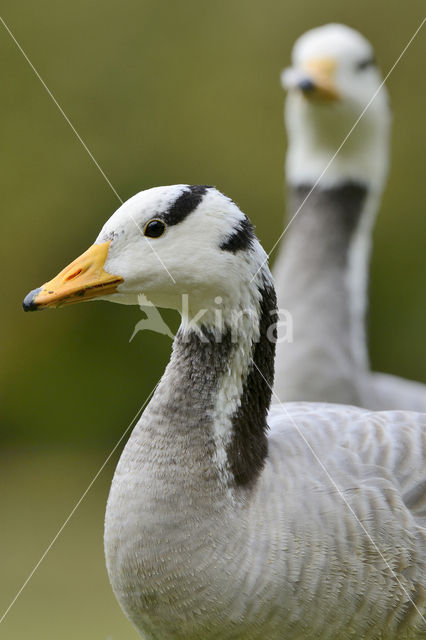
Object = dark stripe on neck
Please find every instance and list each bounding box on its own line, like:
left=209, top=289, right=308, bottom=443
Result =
left=226, top=279, right=277, bottom=486
left=288, top=181, right=368, bottom=264
left=164, top=185, right=211, bottom=226
left=220, top=215, right=255, bottom=252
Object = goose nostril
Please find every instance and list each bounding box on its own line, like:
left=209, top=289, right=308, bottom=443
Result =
left=65, top=268, right=83, bottom=281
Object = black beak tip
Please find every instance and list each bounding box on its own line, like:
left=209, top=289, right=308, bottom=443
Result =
left=299, top=78, right=315, bottom=93
left=23, top=287, right=42, bottom=312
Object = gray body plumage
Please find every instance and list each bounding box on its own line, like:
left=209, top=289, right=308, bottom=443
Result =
left=105, top=329, right=426, bottom=638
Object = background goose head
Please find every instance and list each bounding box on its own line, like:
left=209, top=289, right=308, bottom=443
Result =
left=23, top=185, right=267, bottom=326
left=281, top=23, right=391, bottom=188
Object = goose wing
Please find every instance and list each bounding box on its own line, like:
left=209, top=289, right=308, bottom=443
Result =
left=267, top=402, right=426, bottom=527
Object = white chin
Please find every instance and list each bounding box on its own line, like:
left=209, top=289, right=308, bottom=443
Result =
left=103, top=289, right=185, bottom=312
left=99, top=292, right=141, bottom=306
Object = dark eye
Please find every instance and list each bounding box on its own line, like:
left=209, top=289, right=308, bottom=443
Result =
left=144, top=219, right=166, bottom=238
left=356, top=57, right=375, bottom=71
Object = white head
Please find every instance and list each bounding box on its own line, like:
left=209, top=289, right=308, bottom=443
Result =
left=282, top=24, right=391, bottom=189
left=23, top=185, right=269, bottom=327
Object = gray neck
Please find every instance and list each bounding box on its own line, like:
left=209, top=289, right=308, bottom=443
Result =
left=126, top=275, right=277, bottom=495
left=273, top=181, right=373, bottom=403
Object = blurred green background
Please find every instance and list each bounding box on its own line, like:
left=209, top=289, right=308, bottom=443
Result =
left=1, top=1, right=425, bottom=638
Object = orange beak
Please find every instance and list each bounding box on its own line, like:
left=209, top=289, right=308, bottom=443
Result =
left=23, top=241, right=123, bottom=311
left=282, top=57, right=339, bottom=103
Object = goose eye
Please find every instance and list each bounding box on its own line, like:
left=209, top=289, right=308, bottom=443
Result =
left=144, top=219, right=166, bottom=238
left=356, top=57, right=375, bottom=71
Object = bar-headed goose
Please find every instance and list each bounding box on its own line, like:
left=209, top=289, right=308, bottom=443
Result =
left=23, top=185, right=425, bottom=639
left=273, top=23, right=426, bottom=410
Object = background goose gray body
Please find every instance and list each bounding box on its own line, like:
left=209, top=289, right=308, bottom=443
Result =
left=366, top=373, right=426, bottom=413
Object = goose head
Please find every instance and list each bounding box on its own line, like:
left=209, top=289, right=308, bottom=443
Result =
left=23, top=185, right=265, bottom=323
left=281, top=23, right=391, bottom=188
